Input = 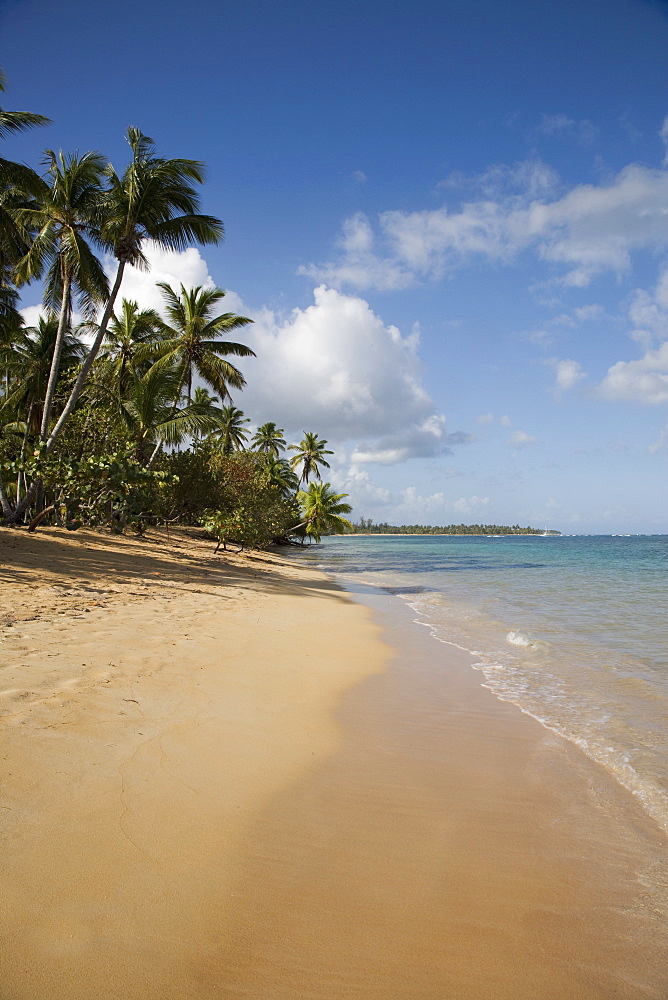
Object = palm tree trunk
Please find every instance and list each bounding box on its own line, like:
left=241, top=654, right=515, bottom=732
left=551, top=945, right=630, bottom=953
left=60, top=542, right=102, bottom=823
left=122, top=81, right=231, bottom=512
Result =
left=0, top=467, right=12, bottom=518
left=17, top=401, right=34, bottom=504
left=44, top=260, right=126, bottom=455
left=147, top=440, right=162, bottom=468
left=4, top=263, right=126, bottom=526
left=39, top=270, right=71, bottom=441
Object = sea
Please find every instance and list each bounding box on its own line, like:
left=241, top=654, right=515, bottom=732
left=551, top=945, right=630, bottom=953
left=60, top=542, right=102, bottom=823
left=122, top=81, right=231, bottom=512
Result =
left=291, top=533, right=668, bottom=836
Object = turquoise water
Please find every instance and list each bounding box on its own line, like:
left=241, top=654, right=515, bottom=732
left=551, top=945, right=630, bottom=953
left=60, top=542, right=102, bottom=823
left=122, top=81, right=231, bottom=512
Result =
left=291, top=534, right=668, bottom=834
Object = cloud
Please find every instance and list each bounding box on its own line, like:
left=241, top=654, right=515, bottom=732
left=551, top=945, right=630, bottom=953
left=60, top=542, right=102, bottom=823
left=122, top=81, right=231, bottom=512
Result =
left=547, top=358, right=587, bottom=394
left=351, top=418, right=471, bottom=466
left=661, top=117, right=668, bottom=165
left=538, top=114, right=575, bottom=135
left=450, top=495, right=490, bottom=514
left=20, top=305, right=47, bottom=327
left=598, top=341, right=668, bottom=404
left=398, top=486, right=446, bottom=512
left=595, top=263, right=668, bottom=403
left=535, top=115, right=598, bottom=146
left=233, top=284, right=469, bottom=463
left=304, top=160, right=668, bottom=291
left=626, top=266, right=668, bottom=348
left=507, top=430, right=539, bottom=447
left=109, top=243, right=215, bottom=313
left=439, top=159, right=560, bottom=200
left=299, top=213, right=414, bottom=290
left=351, top=170, right=367, bottom=183
left=477, top=412, right=494, bottom=424
left=95, top=245, right=471, bottom=467
left=649, top=423, right=668, bottom=454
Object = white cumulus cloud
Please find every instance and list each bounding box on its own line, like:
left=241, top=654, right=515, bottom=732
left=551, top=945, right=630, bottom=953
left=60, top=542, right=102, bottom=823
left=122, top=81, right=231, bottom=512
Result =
left=598, top=342, right=668, bottom=404
left=108, top=243, right=215, bottom=313
left=234, top=284, right=470, bottom=463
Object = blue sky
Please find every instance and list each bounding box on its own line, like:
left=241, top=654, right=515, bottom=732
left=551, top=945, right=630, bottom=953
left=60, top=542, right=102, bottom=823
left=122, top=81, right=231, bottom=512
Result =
left=4, top=0, right=668, bottom=531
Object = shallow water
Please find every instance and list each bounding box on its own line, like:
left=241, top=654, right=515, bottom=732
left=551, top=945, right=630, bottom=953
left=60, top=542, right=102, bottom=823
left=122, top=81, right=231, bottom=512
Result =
left=291, top=534, right=668, bottom=834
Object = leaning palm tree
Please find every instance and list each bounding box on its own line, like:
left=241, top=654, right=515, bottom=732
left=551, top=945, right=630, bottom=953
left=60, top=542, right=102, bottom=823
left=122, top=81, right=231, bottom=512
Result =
left=293, top=481, right=353, bottom=543
left=289, top=431, right=334, bottom=486
left=43, top=127, right=226, bottom=456
left=251, top=421, right=286, bottom=458
left=148, top=282, right=254, bottom=404
left=13, top=149, right=108, bottom=440
left=210, top=404, right=250, bottom=454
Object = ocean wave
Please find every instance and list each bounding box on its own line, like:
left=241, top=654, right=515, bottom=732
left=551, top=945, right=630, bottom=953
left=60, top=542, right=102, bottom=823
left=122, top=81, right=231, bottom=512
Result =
left=506, top=630, right=535, bottom=647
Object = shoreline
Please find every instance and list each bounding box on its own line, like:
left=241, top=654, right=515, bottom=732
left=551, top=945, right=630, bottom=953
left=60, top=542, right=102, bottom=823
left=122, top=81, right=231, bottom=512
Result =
left=1, top=528, right=667, bottom=998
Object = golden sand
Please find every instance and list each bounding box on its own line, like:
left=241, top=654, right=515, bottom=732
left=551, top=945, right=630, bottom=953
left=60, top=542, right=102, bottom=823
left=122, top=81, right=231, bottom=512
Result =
left=1, top=527, right=666, bottom=998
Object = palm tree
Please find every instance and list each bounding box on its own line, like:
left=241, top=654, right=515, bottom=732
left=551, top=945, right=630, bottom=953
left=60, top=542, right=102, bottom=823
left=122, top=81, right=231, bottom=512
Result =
left=251, top=421, right=286, bottom=458
left=148, top=282, right=254, bottom=404
left=188, top=388, right=227, bottom=443
left=289, top=431, right=333, bottom=486
left=293, top=481, right=352, bottom=543
left=1, top=316, right=85, bottom=436
left=260, top=455, right=299, bottom=498
left=43, top=127, right=226, bottom=456
left=0, top=70, right=51, bottom=139
left=13, top=149, right=108, bottom=440
left=1, top=316, right=85, bottom=502
left=6, top=127, right=227, bottom=523
left=117, top=365, right=220, bottom=464
left=0, top=69, right=51, bottom=288
left=97, top=298, right=163, bottom=393
left=211, top=404, right=250, bottom=454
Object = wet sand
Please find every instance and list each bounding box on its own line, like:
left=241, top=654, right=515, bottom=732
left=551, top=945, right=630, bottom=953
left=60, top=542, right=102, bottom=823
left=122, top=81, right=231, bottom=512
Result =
left=1, top=528, right=666, bottom=998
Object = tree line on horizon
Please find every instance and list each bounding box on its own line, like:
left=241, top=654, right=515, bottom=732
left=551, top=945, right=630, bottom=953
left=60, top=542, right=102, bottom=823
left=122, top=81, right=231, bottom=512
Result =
left=0, top=73, right=352, bottom=547
left=350, top=519, right=561, bottom=535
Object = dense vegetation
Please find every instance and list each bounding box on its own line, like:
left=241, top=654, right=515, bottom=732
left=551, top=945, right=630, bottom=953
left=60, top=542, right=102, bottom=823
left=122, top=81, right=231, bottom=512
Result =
left=350, top=520, right=560, bottom=535
left=0, top=76, right=352, bottom=548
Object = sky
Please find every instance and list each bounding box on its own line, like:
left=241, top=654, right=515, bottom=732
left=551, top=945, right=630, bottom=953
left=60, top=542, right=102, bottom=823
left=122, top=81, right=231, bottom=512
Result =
left=3, top=0, right=668, bottom=532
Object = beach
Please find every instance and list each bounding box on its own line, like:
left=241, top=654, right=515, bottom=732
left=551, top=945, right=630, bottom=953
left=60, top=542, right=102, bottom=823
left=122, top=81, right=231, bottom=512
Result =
left=1, top=528, right=666, bottom=999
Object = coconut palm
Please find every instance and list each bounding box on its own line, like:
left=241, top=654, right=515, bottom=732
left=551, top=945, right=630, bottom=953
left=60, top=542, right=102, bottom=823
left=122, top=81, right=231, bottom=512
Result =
left=288, top=431, right=333, bottom=486
left=294, top=481, right=352, bottom=543
left=1, top=317, right=85, bottom=502
left=251, top=421, right=286, bottom=458
left=210, top=404, right=250, bottom=454
left=147, top=282, right=254, bottom=405
left=13, top=149, right=108, bottom=440
left=117, top=365, right=220, bottom=464
left=0, top=69, right=51, bottom=286
left=186, top=388, right=227, bottom=443
left=260, top=455, right=299, bottom=498
left=1, top=316, right=85, bottom=435
left=0, top=70, right=51, bottom=139
left=6, top=128, right=226, bottom=524
left=97, top=298, right=163, bottom=393
left=43, top=127, right=225, bottom=456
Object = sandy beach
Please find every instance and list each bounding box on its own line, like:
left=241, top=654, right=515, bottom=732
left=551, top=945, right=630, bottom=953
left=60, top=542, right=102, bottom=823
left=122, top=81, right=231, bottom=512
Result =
left=1, top=527, right=666, bottom=999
